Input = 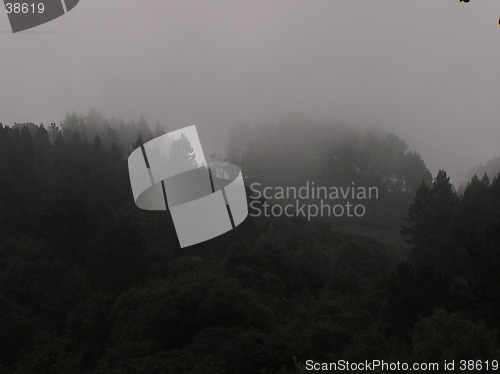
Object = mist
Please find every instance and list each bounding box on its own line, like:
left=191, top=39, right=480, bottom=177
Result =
left=1, top=0, right=499, bottom=184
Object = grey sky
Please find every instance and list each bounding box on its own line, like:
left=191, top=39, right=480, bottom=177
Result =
left=1, top=0, right=499, bottom=184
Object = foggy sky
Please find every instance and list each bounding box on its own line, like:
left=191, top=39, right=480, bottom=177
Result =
left=1, top=0, right=499, bottom=184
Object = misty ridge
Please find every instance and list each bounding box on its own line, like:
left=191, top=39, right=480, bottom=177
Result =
left=1, top=110, right=500, bottom=373
left=7, top=109, right=500, bottom=228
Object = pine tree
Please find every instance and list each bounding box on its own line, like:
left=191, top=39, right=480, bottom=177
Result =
left=401, top=180, right=432, bottom=246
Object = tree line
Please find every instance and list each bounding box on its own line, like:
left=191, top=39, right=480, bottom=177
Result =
left=0, top=116, right=498, bottom=373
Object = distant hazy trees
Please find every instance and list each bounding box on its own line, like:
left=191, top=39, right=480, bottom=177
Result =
left=58, top=110, right=165, bottom=152
left=227, top=119, right=432, bottom=228
left=465, top=156, right=500, bottom=186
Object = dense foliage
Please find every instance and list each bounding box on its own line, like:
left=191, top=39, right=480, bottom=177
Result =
left=0, top=117, right=498, bottom=373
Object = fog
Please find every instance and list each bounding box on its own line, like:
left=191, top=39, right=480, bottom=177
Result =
left=1, top=0, right=499, bottom=184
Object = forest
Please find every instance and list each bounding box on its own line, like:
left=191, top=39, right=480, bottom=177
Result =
left=0, top=112, right=499, bottom=373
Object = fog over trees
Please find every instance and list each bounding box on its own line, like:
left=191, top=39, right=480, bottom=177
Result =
left=0, top=114, right=498, bottom=373
left=1, top=1, right=499, bottom=371
left=2, top=1, right=499, bottom=184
